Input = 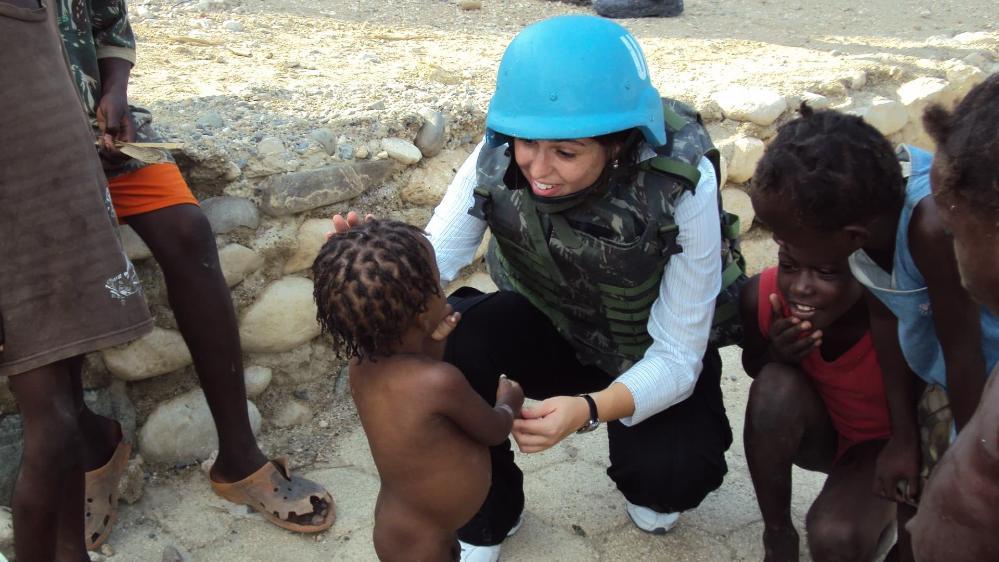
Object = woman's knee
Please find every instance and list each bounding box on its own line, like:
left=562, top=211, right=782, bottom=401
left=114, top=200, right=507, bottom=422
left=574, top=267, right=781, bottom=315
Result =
left=446, top=290, right=542, bottom=365
left=609, top=436, right=728, bottom=512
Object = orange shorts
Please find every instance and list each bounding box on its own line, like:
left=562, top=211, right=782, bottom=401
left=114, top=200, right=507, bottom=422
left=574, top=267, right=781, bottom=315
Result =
left=108, top=162, right=199, bottom=221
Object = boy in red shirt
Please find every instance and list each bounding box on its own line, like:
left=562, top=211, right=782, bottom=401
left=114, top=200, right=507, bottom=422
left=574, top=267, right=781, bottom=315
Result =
left=740, top=242, right=896, bottom=560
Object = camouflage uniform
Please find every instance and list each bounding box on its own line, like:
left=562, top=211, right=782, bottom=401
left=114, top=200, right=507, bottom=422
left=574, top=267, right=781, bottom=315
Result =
left=56, top=0, right=170, bottom=179
left=471, top=98, right=745, bottom=375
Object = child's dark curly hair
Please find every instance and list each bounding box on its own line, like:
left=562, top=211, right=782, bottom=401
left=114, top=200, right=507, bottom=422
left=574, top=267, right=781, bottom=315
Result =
left=923, top=74, right=999, bottom=214
left=312, top=219, right=441, bottom=362
left=750, top=104, right=905, bottom=231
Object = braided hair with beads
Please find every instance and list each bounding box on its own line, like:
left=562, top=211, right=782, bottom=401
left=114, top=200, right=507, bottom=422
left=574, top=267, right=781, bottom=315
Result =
left=312, top=219, right=442, bottom=362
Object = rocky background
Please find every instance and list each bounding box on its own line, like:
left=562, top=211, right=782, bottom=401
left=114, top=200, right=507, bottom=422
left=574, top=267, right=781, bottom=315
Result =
left=0, top=0, right=996, bottom=555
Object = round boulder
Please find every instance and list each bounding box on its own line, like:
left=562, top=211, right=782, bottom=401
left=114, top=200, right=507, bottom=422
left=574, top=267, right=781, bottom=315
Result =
left=239, top=277, right=321, bottom=353
left=138, top=389, right=261, bottom=465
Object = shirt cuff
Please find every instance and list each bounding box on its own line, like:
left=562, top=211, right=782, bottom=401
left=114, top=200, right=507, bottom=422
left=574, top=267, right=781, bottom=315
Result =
left=614, top=358, right=695, bottom=426
left=95, top=46, right=136, bottom=65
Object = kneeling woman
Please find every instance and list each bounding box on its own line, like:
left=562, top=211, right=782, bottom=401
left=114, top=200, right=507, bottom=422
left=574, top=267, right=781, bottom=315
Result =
left=426, top=15, right=733, bottom=560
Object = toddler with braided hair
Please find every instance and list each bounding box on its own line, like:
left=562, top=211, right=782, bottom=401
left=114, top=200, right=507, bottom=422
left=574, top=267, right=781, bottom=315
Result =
left=313, top=219, right=524, bottom=561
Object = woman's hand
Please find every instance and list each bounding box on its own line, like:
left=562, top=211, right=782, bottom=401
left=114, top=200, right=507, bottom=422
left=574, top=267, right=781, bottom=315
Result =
left=874, top=433, right=920, bottom=506
left=327, top=211, right=375, bottom=239
left=512, top=396, right=590, bottom=453
left=767, top=293, right=822, bottom=363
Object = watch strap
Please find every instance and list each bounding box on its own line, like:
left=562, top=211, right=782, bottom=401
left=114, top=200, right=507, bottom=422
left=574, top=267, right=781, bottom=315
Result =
left=576, top=394, right=600, bottom=433
left=580, top=394, right=598, bottom=423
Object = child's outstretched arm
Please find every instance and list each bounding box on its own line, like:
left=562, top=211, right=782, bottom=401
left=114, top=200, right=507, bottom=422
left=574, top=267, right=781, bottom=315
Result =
left=430, top=364, right=524, bottom=446
left=910, top=202, right=987, bottom=430
left=866, top=291, right=921, bottom=505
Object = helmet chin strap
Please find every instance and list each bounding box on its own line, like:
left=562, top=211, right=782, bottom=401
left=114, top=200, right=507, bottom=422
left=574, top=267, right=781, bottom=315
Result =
left=529, top=183, right=597, bottom=214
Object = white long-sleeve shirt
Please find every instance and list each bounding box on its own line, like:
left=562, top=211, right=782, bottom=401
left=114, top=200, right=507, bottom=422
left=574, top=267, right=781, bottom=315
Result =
left=426, top=142, right=721, bottom=425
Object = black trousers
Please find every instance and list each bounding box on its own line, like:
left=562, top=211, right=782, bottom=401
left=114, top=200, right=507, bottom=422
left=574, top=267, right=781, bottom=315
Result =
left=444, top=290, right=733, bottom=546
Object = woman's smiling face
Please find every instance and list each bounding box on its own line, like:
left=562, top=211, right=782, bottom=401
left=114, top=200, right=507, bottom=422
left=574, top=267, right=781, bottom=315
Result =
left=513, top=138, right=610, bottom=198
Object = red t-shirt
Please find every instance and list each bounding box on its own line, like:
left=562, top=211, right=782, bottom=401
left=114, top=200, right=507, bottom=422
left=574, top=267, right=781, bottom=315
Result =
left=757, top=266, right=892, bottom=459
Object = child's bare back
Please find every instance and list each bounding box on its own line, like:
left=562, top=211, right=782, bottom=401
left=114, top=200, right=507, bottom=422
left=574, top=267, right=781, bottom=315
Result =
left=352, top=355, right=497, bottom=557
left=314, top=219, right=523, bottom=561
left=353, top=351, right=522, bottom=562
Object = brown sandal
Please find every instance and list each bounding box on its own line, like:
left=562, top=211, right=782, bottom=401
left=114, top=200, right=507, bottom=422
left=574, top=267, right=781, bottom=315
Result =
left=84, top=439, right=132, bottom=551
left=211, top=456, right=335, bottom=533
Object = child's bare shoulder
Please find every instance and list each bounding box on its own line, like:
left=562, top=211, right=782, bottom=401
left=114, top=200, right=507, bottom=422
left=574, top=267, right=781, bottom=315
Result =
left=386, top=356, right=474, bottom=412
left=351, top=356, right=472, bottom=415
left=909, top=196, right=952, bottom=269
left=409, top=357, right=469, bottom=390
left=361, top=354, right=468, bottom=390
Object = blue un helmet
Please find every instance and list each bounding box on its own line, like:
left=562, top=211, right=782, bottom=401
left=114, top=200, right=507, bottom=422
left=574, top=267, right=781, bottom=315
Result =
left=486, top=15, right=667, bottom=147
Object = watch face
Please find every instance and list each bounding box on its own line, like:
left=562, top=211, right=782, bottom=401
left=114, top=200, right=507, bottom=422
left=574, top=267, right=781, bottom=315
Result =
left=576, top=419, right=600, bottom=434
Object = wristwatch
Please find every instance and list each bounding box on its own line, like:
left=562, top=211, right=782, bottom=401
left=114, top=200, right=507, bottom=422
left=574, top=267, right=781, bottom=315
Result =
left=576, top=394, right=600, bottom=434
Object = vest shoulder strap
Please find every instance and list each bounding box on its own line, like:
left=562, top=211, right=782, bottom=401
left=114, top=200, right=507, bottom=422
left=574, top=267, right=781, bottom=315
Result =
left=642, top=98, right=721, bottom=197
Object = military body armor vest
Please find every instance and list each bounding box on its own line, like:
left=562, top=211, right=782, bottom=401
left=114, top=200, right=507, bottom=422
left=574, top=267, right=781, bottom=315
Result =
left=470, top=99, right=744, bottom=374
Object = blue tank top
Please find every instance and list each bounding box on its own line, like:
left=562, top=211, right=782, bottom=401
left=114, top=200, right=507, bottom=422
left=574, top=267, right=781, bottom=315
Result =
left=849, top=145, right=999, bottom=388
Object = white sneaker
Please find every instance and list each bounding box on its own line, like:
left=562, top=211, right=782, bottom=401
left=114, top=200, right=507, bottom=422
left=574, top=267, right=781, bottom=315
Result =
left=458, top=514, right=524, bottom=562
left=626, top=501, right=680, bottom=535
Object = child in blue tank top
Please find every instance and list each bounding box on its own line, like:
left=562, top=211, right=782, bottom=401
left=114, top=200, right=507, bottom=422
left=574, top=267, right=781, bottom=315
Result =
left=749, top=103, right=999, bottom=561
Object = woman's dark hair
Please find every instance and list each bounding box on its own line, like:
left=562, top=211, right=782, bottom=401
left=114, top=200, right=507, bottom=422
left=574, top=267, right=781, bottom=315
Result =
left=923, top=74, right=999, bottom=214
left=596, top=128, right=644, bottom=168
left=502, top=128, right=645, bottom=191
left=750, top=104, right=905, bottom=231
left=312, top=219, right=441, bottom=362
